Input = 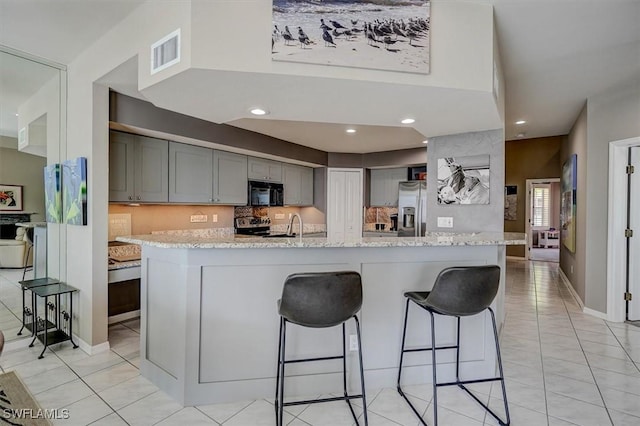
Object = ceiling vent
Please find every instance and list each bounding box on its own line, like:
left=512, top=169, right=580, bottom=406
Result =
left=151, top=29, right=181, bottom=75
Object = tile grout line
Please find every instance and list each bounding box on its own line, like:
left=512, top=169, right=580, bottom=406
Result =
left=529, top=261, right=551, bottom=426
left=548, top=263, right=615, bottom=426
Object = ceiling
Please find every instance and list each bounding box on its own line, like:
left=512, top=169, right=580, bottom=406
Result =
left=1, top=0, right=638, bottom=151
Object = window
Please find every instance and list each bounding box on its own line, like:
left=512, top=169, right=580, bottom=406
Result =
left=532, top=186, right=550, bottom=227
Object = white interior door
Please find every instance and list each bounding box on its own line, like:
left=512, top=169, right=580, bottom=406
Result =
left=628, top=147, right=640, bottom=320
left=327, top=168, right=363, bottom=241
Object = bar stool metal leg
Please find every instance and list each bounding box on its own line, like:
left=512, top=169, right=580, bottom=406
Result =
left=489, top=307, right=510, bottom=425
left=275, top=316, right=368, bottom=426
left=429, top=311, right=438, bottom=426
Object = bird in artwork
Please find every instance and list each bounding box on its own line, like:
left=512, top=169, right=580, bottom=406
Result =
left=282, top=26, right=295, bottom=45
left=351, top=19, right=359, bottom=26
left=330, top=20, right=346, bottom=29
left=322, top=29, right=336, bottom=47
left=320, top=18, right=332, bottom=31
left=383, top=36, right=397, bottom=50
left=298, top=27, right=311, bottom=48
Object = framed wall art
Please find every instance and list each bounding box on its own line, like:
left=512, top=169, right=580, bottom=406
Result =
left=561, top=154, right=577, bottom=253
left=0, top=184, right=23, bottom=211
left=272, top=0, right=430, bottom=74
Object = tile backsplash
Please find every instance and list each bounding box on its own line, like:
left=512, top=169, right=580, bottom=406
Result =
left=364, top=207, right=398, bottom=231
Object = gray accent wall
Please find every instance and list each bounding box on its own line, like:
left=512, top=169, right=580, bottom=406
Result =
left=426, top=129, right=505, bottom=232
left=585, top=82, right=640, bottom=313
left=561, top=104, right=588, bottom=305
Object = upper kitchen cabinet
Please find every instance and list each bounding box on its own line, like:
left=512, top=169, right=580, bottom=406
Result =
left=248, top=157, right=282, bottom=182
left=369, top=168, right=407, bottom=207
left=169, top=142, right=213, bottom=203
left=109, top=131, right=169, bottom=203
left=283, top=164, right=313, bottom=206
left=213, top=150, right=247, bottom=205
left=168, top=143, right=248, bottom=204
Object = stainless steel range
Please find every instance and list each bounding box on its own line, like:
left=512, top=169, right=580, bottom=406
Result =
left=235, top=217, right=271, bottom=236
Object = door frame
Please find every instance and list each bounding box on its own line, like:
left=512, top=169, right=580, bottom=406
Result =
left=524, top=178, right=560, bottom=261
left=607, top=136, right=640, bottom=322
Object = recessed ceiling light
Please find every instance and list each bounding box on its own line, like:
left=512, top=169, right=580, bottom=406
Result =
left=346, top=128, right=356, bottom=134
left=422, top=140, right=429, bottom=144
left=14, top=113, right=19, bottom=117
left=250, top=108, right=268, bottom=116
left=401, top=118, right=415, bottom=124
left=515, top=120, right=526, bottom=125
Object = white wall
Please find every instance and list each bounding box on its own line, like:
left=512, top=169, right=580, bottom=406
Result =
left=66, top=0, right=191, bottom=346
left=188, top=0, right=494, bottom=92
left=17, top=75, right=60, bottom=158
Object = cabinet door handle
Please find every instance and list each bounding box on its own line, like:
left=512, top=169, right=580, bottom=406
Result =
left=128, top=196, right=132, bottom=201
left=136, top=196, right=141, bottom=200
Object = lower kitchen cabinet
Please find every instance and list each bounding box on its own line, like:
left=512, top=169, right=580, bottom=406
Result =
left=108, top=278, right=140, bottom=317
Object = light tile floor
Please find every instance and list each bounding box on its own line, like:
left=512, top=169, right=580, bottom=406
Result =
left=2, top=260, right=640, bottom=425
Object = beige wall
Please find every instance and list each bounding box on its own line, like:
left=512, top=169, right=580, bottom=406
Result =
left=0, top=144, right=47, bottom=221
left=504, top=136, right=563, bottom=257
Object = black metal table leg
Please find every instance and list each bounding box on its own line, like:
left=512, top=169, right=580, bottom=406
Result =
left=39, top=295, right=48, bottom=359
left=69, top=292, right=78, bottom=349
left=29, top=295, right=38, bottom=348
left=17, top=288, right=25, bottom=336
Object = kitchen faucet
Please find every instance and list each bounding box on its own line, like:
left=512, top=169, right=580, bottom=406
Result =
left=287, top=213, right=303, bottom=242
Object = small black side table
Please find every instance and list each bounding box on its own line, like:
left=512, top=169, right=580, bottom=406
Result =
left=29, top=283, right=79, bottom=359
left=18, top=277, right=60, bottom=336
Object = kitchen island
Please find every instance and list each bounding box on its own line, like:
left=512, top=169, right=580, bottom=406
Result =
left=117, top=232, right=526, bottom=406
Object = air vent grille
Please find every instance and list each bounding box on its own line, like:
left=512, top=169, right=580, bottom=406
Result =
left=151, top=29, right=181, bottom=74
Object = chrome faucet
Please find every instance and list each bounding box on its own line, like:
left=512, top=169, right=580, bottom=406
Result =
left=287, top=213, right=303, bottom=242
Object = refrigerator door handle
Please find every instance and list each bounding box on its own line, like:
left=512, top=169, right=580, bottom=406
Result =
left=416, top=198, right=420, bottom=237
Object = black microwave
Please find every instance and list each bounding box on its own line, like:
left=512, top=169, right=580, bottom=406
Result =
left=248, top=181, right=284, bottom=206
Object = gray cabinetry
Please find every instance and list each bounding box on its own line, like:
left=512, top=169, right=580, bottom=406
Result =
left=283, top=164, right=314, bottom=206
left=109, top=131, right=169, bottom=203
left=248, top=157, right=282, bottom=182
left=369, top=168, right=407, bottom=206
left=213, top=150, right=248, bottom=205
left=169, top=142, right=213, bottom=203
left=168, top=144, right=248, bottom=204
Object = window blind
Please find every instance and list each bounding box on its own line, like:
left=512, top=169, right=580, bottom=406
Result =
left=533, top=186, right=550, bottom=227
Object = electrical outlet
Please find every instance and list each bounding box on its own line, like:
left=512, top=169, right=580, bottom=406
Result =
left=437, top=217, right=453, bottom=228
left=212, top=214, right=218, bottom=223
left=275, top=213, right=285, bottom=220
left=349, top=334, right=358, bottom=351
left=190, top=214, right=207, bottom=223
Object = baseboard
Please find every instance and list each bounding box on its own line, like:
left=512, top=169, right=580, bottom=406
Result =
left=583, top=307, right=608, bottom=320
left=559, top=268, right=584, bottom=310
left=108, top=310, right=140, bottom=325
left=559, top=268, right=608, bottom=320
left=506, top=255, right=526, bottom=260
left=73, top=335, right=110, bottom=355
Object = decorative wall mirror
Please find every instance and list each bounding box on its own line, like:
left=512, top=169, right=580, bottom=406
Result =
left=0, top=46, right=67, bottom=344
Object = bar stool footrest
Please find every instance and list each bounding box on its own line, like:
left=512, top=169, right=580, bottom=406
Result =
left=283, top=394, right=364, bottom=407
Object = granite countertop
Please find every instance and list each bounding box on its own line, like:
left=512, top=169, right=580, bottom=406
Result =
left=117, top=232, right=527, bottom=249
left=108, top=260, right=141, bottom=270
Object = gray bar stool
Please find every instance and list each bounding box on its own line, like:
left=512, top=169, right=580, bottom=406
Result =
left=397, top=265, right=510, bottom=426
left=275, top=271, right=368, bottom=426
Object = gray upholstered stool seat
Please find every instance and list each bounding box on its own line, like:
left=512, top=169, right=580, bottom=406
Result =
left=275, top=271, right=368, bottom=426
left=397, top=265, right=510, bottom=426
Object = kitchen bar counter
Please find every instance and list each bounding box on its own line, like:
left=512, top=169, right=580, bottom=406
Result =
left=118, top=232, right=525, bottom=406
left=117, top=231, right=525, bottom=248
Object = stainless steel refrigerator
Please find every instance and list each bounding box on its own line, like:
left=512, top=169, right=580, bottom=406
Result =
left=398, top=181, right=427, bottom=237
